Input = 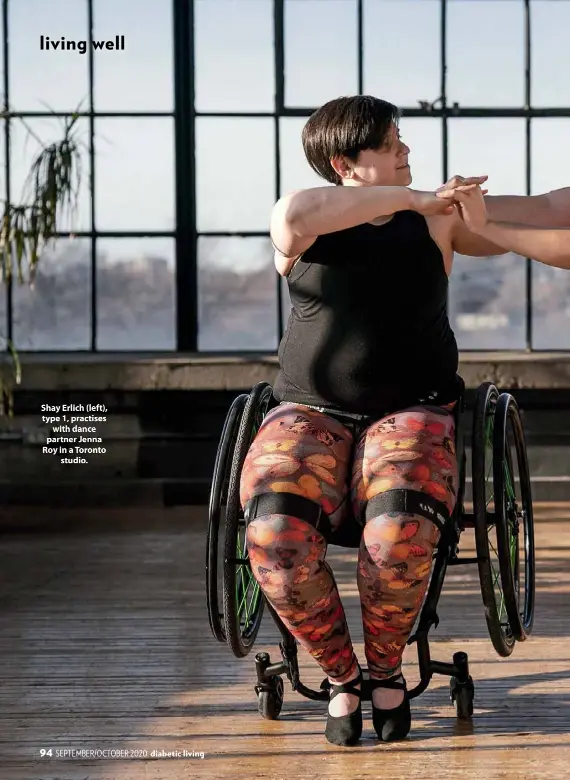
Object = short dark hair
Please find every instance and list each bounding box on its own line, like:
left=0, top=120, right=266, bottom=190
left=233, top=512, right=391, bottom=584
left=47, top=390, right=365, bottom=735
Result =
left=302, top=95, right=401, bottom=185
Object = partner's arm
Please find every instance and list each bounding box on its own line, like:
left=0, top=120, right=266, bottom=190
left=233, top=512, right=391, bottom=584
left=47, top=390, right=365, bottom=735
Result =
left=438, top=175, right=570, bottom=255
left=436, top=175, right=515, bottom=256
left=442, top=184, right=570, bottom=269
left=485, top=188, right=570, bottom=228
left=474, top=221, right=570, bottom=269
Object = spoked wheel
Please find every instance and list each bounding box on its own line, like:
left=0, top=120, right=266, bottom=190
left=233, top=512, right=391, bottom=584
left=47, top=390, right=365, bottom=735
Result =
left=223, top=382, right=274, bottom=658
left=493, top=393, right=535, bottom=641
left=206, top=393, right=248, bottom=642
left=472, top=383, right=515, bottom=657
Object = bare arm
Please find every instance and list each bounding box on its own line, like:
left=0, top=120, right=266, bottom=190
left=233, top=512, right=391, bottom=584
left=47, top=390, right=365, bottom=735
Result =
left=270, top=186, right=412, bottom=265
left=271, top=186, right=455, bottom=276
left=440, top=184, right=570, bottom=269
left=475, top=221, right=570, bottom=269
left=451, top=211, right=508, bottom=257
left=485, top=188, right=570, bottom=228
left=280, top=185, right=414, bottom=236
left=453, top=192, right=560, bottom=256
left=484, top=193, right=552, bottom=226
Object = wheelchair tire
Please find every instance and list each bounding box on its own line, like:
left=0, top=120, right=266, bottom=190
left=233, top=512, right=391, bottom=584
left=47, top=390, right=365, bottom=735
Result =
left=257, top=677, right=284, bottom=720
left=206, top=393, right=248, bottom=643
left=472, top=382, right=516, bottom=657
left=493, top=393, right=536, bottom=642
left=223, top=382, right=274, bottom=658
left=450, top=677, right=474, bottom=720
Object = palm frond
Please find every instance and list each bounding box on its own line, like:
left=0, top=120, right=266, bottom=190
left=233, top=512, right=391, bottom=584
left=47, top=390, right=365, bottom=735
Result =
left=0, top=107, right=83, bottom=414
left=0, top=114, right=82, bottom=285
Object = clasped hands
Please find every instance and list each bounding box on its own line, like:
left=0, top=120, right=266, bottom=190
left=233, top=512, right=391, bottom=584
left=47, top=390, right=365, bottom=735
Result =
left=410, top=175, right=490, bottom=232
left=435, top=174, right=490, bottom=233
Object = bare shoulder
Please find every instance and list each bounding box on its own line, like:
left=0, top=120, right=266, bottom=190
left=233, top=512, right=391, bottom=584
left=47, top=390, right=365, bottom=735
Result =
left=270, top=190, right=317, bottom=277
left=425, top=213, right=456, bottom=275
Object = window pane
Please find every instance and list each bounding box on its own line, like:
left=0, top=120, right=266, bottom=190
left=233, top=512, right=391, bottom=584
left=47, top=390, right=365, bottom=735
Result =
left=285, top=0, right=358, bottom=107
left=531, top=0, right=570, bottom=107
left=195, top=0, right=274, bottom=112
left=95, top=118, right=174, bottom=231
left=0, top=118, right=7, bottom=348
left=448, top=119, right=526, bottom=195
left=364, top=1, right=440, bottom=107
left=449, top=254, right=526, bottom=350
left=196, top=118, right=275, bottom=232
left=10, top=117, right=91, bottom=233
left=96, top=238, right=175, bottom=350
left=531, top=264, right=570, bottom=349
left=279, top=118, right=323, bottom=196
left=0, top=14, right=3, bottom=98
left=531, top=119, right=570, bottom=348
left=448, top=119, right=527, bottom=349
left=399, top=118, right=442, bottom=192
left=94, top=0, right=173, bottom=111
left=9, top=0, right=88, bottom=111
left=447, top=1, right=524, bottom=107
left=531, top=119, right=570, bottom=196
left=13, top=238, right=91, bottom=350
left=198, top=237, right=276, bottom=351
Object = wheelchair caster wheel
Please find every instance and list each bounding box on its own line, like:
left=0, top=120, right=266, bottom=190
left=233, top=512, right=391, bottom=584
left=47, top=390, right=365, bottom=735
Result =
left=450, top=676, right=474, bottom=719
left=257, top=676, right=284, bottom=720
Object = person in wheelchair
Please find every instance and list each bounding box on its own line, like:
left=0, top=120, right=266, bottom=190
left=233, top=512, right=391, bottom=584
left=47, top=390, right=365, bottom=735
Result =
left=239, top=95, right=570, bottom=747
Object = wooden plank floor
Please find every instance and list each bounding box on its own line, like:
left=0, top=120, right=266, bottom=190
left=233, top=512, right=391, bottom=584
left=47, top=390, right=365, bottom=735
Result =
left=0, top=504, right=569, bottom=780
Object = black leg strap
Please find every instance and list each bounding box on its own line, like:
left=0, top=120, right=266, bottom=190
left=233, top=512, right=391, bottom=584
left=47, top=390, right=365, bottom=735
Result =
left=244, top=492, right=331, bottom=537
left=369, top=673, right=407, bottom=692
left=364, top=489, right=450, bottom=533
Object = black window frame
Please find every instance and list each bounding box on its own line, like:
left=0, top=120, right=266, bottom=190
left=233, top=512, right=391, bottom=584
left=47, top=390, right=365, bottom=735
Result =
left=3, top=0, right=570, bottom=352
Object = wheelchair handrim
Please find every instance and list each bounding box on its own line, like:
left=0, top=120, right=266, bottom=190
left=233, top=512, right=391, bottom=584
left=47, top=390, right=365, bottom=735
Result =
left=472, top=382, right=516, bottom=657
left=484, top=409, right=513, bottom=641
left=206, top=393, right=248, bottom=643
left=223, top=383, right=273, bottom=656
left=493, top=394, right=535, bottom=640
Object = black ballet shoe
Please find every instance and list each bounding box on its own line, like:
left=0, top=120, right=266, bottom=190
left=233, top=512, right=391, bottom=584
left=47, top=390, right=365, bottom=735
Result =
left=322, top=666, right=363, bottom=746
left=370, top=673, right=411, bottom=742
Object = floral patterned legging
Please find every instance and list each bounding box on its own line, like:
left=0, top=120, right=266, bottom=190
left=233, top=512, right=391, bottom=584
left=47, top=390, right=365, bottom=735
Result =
left=240, top=401, right=458, bottom=683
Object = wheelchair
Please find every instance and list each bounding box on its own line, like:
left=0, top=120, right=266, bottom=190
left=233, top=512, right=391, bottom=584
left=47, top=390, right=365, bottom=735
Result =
left=206, top=380, right=536, bottom=721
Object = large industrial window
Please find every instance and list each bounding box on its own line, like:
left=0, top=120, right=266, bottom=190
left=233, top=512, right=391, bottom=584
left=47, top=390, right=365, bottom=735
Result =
left=4, top=0, right=570, bottom=352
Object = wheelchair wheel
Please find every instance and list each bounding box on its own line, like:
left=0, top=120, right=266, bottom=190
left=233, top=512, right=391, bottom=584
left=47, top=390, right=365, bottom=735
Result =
left=493, top=393, right=535, bottom=641
left=223, top=382, right=274, bottom=658
left=450, top=677, right=474, bottom=720
left=472, top=383, right=515, bottom=657
left=206, top=393, right=248, bottom=643
left=257, top=677, right=284, bottom=720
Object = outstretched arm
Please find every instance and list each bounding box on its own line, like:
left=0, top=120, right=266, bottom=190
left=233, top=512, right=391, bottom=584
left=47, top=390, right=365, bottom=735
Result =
left=485, top=188, right=570, bottom=228
left=436, top=175, right=570, bottom=256
left=439, top=184, right=570, bottom=269
left=270, top=185, right=459, bottom=276
left=476, top=221, right=570, bottom=268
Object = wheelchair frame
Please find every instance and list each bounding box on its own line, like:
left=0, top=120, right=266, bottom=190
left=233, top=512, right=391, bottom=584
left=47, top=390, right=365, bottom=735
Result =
left=206, top=380, right=536, bottom=721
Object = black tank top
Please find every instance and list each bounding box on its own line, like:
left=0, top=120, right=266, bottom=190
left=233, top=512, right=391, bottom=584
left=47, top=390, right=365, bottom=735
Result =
left=273, top=210, right=460, bottom=416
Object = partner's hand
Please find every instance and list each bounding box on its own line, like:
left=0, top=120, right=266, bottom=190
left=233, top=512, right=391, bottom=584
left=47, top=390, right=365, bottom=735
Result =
left=409, top=189, right=456, bottom=217
left=437, top=183, right=489, bottom=233
left=437, top=174, right=489, bottom=197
